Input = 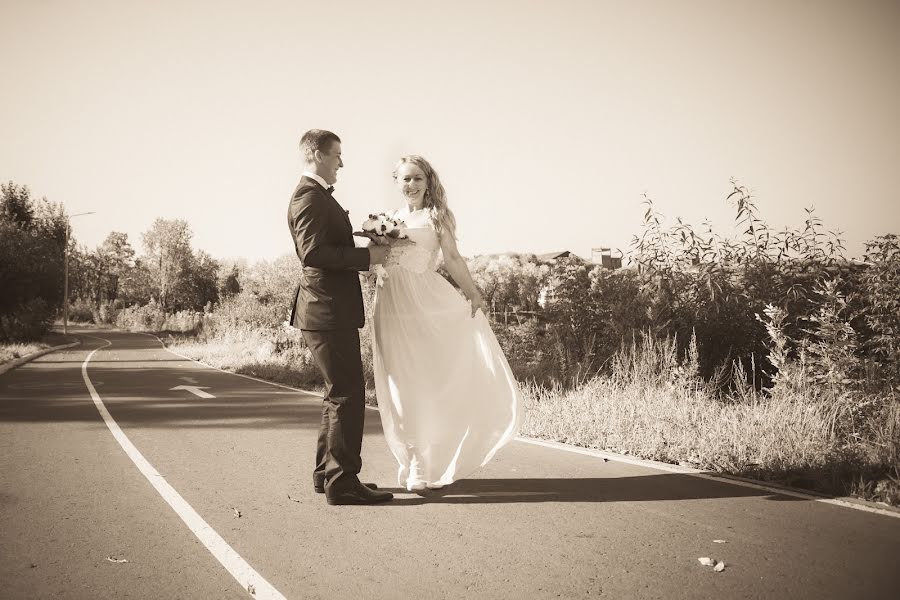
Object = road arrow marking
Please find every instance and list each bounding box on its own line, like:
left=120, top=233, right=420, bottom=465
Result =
left=170, top=385, right=215, bottom=399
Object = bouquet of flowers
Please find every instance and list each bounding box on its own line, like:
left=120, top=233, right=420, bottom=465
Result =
left=354, top=212, right=410, bottom=288
left=354, top=213, right=408, bottom=240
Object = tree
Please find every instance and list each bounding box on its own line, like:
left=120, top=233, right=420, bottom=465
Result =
left=0, top=181, right=34, bottom=228
left=120, top=258, right=155, bottom=307
left=171, top=249, right=219, bottom=311
left=141, top=218, right=192, bottom=310
left=242, top=255, right=302, bottom=306
left=96, top=232, right=135, bottom=304
left=469, top=254, right=550, bottom=319
left=65, top=244, right=95, bottom=303
left=0, top=182, right=67, bottom=340
left=220, top=264, right=242, bottom=298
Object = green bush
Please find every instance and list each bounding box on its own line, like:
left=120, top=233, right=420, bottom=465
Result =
left=0, top=183, right=66, bottom=342
left=115, top=303, right=203, bottom=333
left=67, top=300, right=94, bottom=323
left=115, top=302, right=167, bottom=331
left=492, top=319, right=560, bottom=385
left=94, top=303, right=118, bottom=325
left=0, top=298, right=54, bottom=340
left=852, top=235, right=900, bottom=383
left=203, top=290, right=284, bottom=335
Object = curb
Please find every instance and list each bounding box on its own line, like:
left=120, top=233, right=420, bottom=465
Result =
left=0, top=339, right=81, bottom=376
left=135, top=330, right=900, bottom=520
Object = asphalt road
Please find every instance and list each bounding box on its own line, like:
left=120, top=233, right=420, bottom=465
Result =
left=1, top=330, right=898, bottom=600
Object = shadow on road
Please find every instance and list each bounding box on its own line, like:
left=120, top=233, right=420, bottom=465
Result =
left=380, top=475, right=803, bottom=504
left=0, top=387, right=331, bottom=430
left=21, top=359, right=196, bottom=364
left=0, top=330, right=339, bottom=430
left=0, top=364, right=334, bottom=432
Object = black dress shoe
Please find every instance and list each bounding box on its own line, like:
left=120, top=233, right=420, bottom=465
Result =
left=314, top=482, right=379, bottom=494
left=326, top=483, right=393, bottom=506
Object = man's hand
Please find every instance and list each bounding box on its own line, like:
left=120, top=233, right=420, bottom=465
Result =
left=368, top=245, right=389, bottom=265
left=354, top=231, right=391, bottom=246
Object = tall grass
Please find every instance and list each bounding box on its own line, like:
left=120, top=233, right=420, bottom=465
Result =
left=0, top=342, right=45, bottom=364
left=116, top=302, right=202, bottom=333
left=520, top=333, right=900, bottom=504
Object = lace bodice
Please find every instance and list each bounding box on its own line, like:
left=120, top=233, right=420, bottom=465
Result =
left=382, top=209, right=441, bottom=274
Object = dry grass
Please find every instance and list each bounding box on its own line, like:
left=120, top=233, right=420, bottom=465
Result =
left=0, top=342, right=46, bottom=365
left=167, top=329, right=324, bottom=392
left=520, top=335, right=900, bottom=504
left=522, top=378, right=837, bottom=473
left=0, top=329, right=75, bottom=367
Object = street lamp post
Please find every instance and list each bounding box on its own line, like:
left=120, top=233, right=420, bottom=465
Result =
left=63, top=211, right=95, bottom=335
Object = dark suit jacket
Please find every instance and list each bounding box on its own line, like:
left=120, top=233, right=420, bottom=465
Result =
left=287, top=176, right=371, bottom=330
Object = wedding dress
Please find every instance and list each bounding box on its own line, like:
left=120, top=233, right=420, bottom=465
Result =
left=372, top=207, right=522, bottom=491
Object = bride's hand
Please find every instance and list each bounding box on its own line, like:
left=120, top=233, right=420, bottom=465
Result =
left=469, top=294, right=487, bottom=318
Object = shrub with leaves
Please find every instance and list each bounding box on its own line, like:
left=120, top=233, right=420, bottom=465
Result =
left=629, top=181, right=852, bottom=386
left=854, top=235, right=900, bottom=382
left=0, top=182, right=67, bottom=341
left=115, top=301, right=167, bottom=332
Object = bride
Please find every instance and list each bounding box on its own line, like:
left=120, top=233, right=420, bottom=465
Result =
left=371, top=155, right=522, bottom=493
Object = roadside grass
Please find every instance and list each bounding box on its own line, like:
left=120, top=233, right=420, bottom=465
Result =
left=0, top=342, right=45, bottom=364
left=520, top=335, right=900, bottom=505
left=0, top=329, right=77, bottom=367
left=164, top=330, right=325, bottom=393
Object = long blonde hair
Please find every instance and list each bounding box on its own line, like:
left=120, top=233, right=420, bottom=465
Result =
left=393, top=155, right=457, bottom=239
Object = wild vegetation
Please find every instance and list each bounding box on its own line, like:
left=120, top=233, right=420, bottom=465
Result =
left=0, top=182, right=67, bottom=340
left=2, top=178, right=897, bottom=504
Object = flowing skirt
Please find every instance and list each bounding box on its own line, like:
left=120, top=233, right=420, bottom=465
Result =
left=373, top=267, right=522, bottom=490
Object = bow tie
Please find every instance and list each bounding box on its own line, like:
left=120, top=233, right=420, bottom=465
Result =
left=326, top=186, right=334, bottom=194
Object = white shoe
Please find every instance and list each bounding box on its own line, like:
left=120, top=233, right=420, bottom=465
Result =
left=406, top=456, right=427, bottom=491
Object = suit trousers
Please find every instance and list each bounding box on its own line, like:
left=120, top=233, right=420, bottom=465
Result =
left=301, top=328, right=366, bottom=495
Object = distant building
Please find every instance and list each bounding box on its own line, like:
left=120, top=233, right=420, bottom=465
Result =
left=538, top=250, right=575, bottom=262
left=591, top=247, right=622, bottom=269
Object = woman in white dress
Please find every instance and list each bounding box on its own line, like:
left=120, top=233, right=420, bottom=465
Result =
left=372, top=155, right=522, bottom=493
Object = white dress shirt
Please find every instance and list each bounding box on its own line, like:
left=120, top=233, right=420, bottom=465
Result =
left=302, top=171, right=331, bottom=190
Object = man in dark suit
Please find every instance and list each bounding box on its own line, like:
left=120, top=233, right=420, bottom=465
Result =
left=288, top=129, right=392, bottom=505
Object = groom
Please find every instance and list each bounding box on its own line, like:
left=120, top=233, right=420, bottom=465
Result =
left=287, top=129, right=392, bottom=505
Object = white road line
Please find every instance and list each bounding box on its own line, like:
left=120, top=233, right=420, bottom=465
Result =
left=80, top=336, right=287, bottom=600
left=138, top=331, right=900, bottom=521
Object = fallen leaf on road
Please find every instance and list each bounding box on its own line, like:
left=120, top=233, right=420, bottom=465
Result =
left=714, top=561, right=726, bottom=572
left=287, top=494, right=301, bottom=503
left=698, top=557, right=715, bottom=567
left=232, top=508, right=242, bottom=518
left=106, top=557, right=128, bottom=563
left=713, top=539, right=727, bottom=543
left=248, top=583, right=256, bottom=595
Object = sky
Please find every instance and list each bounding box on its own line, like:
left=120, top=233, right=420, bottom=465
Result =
left=2, top=0, right=899, bottom=264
